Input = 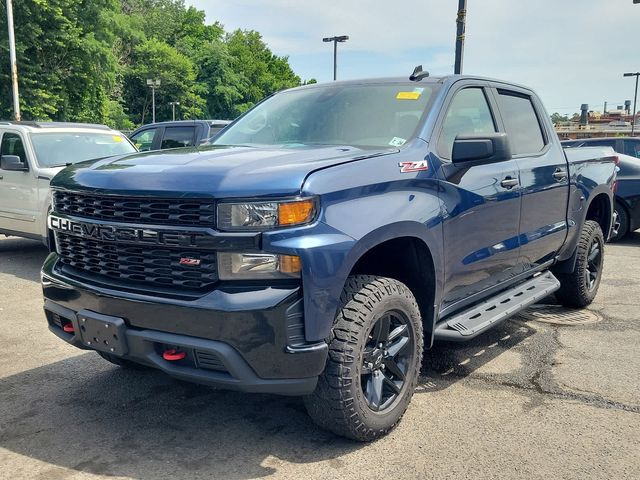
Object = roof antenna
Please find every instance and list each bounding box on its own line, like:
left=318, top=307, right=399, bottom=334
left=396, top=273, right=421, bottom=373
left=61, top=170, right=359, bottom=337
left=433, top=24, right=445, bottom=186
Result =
left=410, top=65, right=429, bottom=82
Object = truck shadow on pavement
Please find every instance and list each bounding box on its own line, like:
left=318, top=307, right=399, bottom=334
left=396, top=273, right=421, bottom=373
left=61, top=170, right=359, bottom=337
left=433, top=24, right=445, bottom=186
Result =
left=0, top=324, right=538, bottom=480
left=0, top=353, right=359, bottom=479
left=0, top=237, right=49, bottom=283
left=419, top=317, right=536, bottom=393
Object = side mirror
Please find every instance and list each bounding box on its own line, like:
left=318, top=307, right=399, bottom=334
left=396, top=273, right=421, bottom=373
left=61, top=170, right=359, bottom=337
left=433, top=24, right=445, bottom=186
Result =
left=452, top=133, right=512, bottom=165
left=1, top=155, right=28, bottom=171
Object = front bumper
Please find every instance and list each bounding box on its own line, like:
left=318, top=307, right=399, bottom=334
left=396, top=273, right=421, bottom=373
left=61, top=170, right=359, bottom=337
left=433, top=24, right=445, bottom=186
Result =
left=41, top=253, right=328, bottom=396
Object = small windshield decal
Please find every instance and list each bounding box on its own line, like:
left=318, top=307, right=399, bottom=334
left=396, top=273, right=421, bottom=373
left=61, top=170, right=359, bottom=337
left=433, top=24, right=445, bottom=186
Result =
left=389, top=137, right=407, bottom=147
left=396, top=91, right=421, bottom=100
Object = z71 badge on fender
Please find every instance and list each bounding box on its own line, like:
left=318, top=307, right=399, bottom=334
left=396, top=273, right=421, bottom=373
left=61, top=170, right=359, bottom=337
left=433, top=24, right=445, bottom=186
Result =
left=399, top=160, right=429, bottom=173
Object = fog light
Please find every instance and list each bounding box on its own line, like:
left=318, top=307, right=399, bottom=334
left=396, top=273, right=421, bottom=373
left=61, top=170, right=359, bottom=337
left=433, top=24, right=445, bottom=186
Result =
left=217, top=253, right=301, bottom=280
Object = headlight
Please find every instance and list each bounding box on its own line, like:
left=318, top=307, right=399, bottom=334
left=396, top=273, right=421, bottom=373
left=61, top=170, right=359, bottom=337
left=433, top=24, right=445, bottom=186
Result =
left=217, top=252, right=301, bottom=280
left=217, top=198, right=316, bottom=231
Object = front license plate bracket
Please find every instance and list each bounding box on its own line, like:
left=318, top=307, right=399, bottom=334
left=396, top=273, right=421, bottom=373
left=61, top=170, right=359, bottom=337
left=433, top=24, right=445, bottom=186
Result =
left=77, top=309, right=129, bottom=356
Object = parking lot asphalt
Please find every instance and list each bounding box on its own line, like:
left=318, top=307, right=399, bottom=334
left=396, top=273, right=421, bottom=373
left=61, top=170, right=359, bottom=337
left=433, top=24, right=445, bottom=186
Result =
left=0, top=235, right=638, bottom=480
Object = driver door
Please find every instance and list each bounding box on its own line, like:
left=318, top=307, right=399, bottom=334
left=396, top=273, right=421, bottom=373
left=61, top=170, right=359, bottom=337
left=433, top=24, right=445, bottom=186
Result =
left=435, top=85, right=522, bottom=311
left=0, top=131, right=40, bottom=236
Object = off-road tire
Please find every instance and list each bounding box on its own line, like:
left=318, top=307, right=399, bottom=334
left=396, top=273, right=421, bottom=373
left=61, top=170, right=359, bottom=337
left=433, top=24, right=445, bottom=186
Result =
left=611, top=202, right=629, bottom=242
left=97, top=351, right=148, bottom=369
left=304, top=275, right=423, bottom=442
left=555, top=220, right=604, bottom=308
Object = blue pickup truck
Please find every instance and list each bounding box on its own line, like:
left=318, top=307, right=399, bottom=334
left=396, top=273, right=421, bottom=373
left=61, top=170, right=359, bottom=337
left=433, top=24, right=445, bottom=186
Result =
left=42, top=73, right=617, bottom=441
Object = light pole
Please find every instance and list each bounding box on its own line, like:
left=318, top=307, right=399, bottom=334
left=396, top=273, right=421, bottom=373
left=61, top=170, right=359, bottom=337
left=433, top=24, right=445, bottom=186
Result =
left=624, top=72, right=639, bottom=136
left=168, top=101, right=180, bottom=121
left=146, top=78, right=161, bottom=123
left=6, top=0, right=20, bottom=121
left=322, top=35, right=349, bottom=81
left=454, top=0, right=467, bottom=74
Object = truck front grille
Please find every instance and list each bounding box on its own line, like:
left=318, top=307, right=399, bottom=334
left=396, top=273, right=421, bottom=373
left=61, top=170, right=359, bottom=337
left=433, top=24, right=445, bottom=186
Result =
left=53, top=191, right=215, bottom=227
left=56, top=233, right=218, bottom=291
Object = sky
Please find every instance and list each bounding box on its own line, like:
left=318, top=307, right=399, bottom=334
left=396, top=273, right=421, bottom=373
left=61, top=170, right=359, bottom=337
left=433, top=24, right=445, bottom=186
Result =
left=186, top=0, right=640, bottom=115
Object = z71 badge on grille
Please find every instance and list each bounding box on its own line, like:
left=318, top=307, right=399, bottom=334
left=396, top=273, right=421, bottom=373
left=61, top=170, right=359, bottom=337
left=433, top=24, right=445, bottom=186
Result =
left=179, top=257, right=201, bottom=266
left=399, top=160, right=428, bottom=173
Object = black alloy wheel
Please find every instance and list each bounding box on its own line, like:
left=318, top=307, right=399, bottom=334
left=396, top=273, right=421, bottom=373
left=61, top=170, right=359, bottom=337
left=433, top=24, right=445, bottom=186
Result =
left=361, top=311, right=414, bottom=412
left=304, top=275, right=423, bottom=441
left=555, top=220, right=605, bottom=308
left=584, top=235, right=603, bottom=292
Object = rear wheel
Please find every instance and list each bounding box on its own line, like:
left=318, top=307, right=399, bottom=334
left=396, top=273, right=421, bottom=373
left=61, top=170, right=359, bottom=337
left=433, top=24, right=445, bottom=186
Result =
left=304, top=275, right=423, bottom=441
left=555, top=220, right=604, bottom=308
left=610, top=202, right=629, bottom=242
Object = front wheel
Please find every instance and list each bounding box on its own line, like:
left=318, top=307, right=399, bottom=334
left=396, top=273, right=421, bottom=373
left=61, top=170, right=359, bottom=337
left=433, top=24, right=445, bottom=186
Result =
left=304, top=275, right=423, bottom=441
left=555, top=220, right=604, bottom=308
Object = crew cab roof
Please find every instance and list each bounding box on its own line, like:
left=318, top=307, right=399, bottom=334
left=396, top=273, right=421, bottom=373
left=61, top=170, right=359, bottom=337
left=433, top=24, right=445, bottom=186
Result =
left=287, top=75, right=535, bottom=92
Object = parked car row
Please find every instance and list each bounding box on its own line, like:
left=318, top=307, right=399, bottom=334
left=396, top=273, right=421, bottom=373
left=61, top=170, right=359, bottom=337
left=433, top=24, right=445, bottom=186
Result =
left=129, top=119, right=231, bottom=151
left=0, top=118, right=233, bottom=247
left=0, top=121, right=137, bottom=247
left=562, top=137, right=640, bottom=241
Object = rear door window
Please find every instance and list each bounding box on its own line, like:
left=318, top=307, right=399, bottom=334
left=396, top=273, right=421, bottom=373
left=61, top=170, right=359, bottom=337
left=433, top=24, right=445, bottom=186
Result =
left=130, top=128, right=158, bottom=151
left=161, top=126, right=195, bottom=149
left=496, top=91, right=546, bottom=155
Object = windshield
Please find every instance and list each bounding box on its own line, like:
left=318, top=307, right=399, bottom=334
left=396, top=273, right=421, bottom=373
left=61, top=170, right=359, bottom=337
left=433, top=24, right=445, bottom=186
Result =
left=213, top=83, right=435, bottom=148
left=30, top=132, right=136, bottom=167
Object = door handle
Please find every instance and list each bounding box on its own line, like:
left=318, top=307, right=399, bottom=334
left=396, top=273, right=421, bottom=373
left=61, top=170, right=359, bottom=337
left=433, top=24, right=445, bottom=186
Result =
left=553, top=168, right=567, bottom=181
left=500, top=176, right=519, bottom=189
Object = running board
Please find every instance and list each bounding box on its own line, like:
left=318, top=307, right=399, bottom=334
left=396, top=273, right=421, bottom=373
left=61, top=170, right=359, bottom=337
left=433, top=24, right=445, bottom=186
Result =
left=434, top=271, right=560, bottom=342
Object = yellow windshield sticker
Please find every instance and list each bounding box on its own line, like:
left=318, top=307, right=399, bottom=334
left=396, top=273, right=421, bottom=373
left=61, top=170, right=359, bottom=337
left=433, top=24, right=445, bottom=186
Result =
left=396, top=91, right=421, bottom=100
left=112, top=135, right=123, bottom=142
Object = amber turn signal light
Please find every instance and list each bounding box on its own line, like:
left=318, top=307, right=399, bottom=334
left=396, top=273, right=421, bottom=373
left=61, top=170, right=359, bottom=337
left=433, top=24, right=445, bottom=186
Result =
left=278, top=199, right=315, bottom=226
left=279, top=255, right=302, bottom=274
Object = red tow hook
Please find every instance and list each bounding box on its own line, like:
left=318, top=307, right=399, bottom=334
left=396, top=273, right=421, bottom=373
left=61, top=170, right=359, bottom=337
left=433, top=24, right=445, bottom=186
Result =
left=62, top=323, right=75, bottom=334
left=162, top=349, right=186, bottom=361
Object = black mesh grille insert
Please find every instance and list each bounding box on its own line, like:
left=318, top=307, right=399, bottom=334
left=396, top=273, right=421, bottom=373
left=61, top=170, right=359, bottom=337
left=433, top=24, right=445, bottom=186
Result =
left=56, top=233, right=218, bottom=291
left=53, top=191, right=215, bottom=227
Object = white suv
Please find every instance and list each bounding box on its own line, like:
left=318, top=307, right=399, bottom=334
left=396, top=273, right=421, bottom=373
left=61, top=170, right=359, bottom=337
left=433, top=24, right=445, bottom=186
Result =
left=0, top=122, right=136, bottom=247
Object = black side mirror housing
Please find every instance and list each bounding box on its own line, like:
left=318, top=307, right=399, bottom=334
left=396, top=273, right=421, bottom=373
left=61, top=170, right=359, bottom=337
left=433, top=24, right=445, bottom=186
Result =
left=1, top=155, right=28, bottom=171
left=452, top=133, right=512, bottom=166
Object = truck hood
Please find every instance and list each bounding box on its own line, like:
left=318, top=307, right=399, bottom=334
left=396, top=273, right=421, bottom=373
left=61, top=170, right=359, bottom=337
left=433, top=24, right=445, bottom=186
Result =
left=51, top=145, right=396, bottom=198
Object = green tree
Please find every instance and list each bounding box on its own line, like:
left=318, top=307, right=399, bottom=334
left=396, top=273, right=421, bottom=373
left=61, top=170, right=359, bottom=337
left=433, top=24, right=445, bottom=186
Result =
left=0, top=0, right=118, bottom=122
left=550, top=112, right=570, bottom=124
left=0, top=0, right=302, bottom=127
left=123, top=39, right=206, bottom=123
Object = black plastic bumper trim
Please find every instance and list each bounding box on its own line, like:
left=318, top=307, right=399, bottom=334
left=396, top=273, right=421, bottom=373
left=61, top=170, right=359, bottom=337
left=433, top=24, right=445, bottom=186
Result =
left=44, top=300, right=321, bottom=396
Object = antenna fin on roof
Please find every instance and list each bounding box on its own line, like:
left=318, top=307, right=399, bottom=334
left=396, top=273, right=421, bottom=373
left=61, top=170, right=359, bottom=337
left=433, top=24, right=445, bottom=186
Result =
left=410, top=65, right=430, bottom=82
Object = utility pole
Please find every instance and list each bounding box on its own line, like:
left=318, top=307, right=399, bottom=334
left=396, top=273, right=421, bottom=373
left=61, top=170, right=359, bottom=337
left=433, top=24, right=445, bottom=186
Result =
left=624, top=72, right=639, bottom=135
left=454, top=0, right=467, bottom=74
left=146, top=79, right=161, bottom=123
left=6, top=0, right=21, bottom=121
left=169, top=101, right=180, bottom=121
left=322, top=35, right=349, bottom=81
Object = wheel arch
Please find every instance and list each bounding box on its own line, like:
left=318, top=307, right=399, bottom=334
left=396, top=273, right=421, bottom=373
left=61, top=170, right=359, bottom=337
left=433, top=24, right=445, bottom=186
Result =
left=585, top=190, right=613, bottom=240
left=555, top=188, right=612, bottom=274
left=340, top=224, right=443, bottom=348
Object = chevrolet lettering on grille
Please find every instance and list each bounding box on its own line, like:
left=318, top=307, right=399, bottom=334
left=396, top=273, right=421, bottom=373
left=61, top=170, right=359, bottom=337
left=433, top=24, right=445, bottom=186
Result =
left=48, top=214, right=199, bottom=247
